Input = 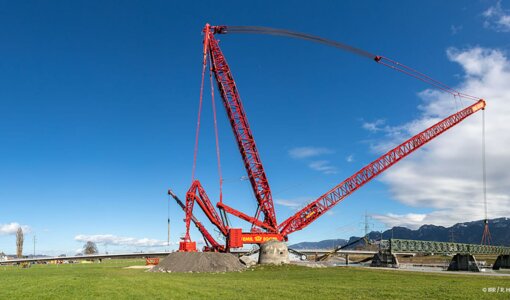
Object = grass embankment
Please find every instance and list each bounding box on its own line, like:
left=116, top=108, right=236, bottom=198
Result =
left=1, top=259, right=508, bottom=299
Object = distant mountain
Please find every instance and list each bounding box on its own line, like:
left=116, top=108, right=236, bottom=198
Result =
left=290, top=239, right=348, bottom=250
left=289, top=217, right=510, bottom=249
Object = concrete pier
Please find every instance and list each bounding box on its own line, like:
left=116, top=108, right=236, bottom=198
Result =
left=493, top=254, right=510, bottom=270
left=447, top=254, right=480, bottom=272
left=370, top=251, right=399, bottom=268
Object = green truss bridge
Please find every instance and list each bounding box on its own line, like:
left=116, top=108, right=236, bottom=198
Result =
left=387, top=239, right=510, bottom=255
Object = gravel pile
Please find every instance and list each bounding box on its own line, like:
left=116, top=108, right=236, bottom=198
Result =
left=150, top=252, right=246, bottom=273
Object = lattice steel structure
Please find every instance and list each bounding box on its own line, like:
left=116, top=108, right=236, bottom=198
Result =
left=389, top=239, right=510, bottom=255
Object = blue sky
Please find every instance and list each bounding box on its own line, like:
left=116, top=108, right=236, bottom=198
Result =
left=1, top=1, right=510, bottom=255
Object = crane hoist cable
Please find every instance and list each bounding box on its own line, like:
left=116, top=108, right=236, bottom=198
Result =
left=482, top=110, right=488, bottom=214
left=222, top=25, right=376, bottom=59
left=218, top=25, right=479, bottom=101
left=191, top=40, right=227, bottom=227
left=481, top=109, right=492, bottom=245
left=191, top=36, right=225, bottom=197
left=209, top=53, right=231, bottom=228
left=375, top=56, right=478, bottom=101
left=209, top=54, right=224, bottom=204
left=191, top=40, right=209, bottom=182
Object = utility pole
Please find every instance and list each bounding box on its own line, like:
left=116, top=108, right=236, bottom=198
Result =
left=167, top=197, right=171, bottom=248
left=359, top=211, right=374, bottom=249
left=449, top=228, right=455, bottom=243
left=33, top=234, right=36, bottom=258
left=361, top=211, right=374, bottom=238
left=364, top=211, right=370, bottom=238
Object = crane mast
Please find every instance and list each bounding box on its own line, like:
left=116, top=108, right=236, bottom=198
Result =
left=206, top=24, right=278, bottom=231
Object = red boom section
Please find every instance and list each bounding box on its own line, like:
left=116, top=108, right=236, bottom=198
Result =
left=207, top=25, right=278, bottom=231
left=184, top=180, right=228, bottom=239
left=279, top=100, right=486, bottom=236
left=217, top=201, right=276, bottom=231
left=168, top=189, right=225, bottom=252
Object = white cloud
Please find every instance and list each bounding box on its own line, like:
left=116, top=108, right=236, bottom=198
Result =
left=0, top=222, right=31, bottom=236
left=309, top=160, right=338, bottom=174
left=275, top=197, right=336, bottom=217
left=74, top=234, right=168, bottom=247
left=346, top=154, right=354, bottom=163
left=483, top=1, right=510, bottom=32
left=275, top=197, right=311, bottom=209
left=288, top=146, right=333, bottom=159
left=362, top=119, right=411, bottom=153
left=275, top=199, right=303, bottom=209
left=288, top=146, right=338, bottom=174
left=362, top=119, right=386, bottom=133
left=372, top=213, right=427, bottom=230
left=370, top=47, right=510, bottom=228
left=450, top=25, right=463, bottom=35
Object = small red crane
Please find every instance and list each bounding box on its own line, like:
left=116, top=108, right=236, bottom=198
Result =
left=170, top=24, right=486, bottom=252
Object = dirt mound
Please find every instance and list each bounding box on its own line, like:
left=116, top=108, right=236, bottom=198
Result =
left=150, top=252, right=246, bottom=273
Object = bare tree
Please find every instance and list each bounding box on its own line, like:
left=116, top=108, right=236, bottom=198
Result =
left=16, top=227, right=24, bottom=258
left=83, top=241, right=98, bottom=255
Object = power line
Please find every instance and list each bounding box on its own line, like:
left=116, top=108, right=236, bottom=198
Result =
left=33, top=234, right=36, bottom=258
left=359, top=211, right=374, bottom=243
left=449, top=228, right=456, bottom=243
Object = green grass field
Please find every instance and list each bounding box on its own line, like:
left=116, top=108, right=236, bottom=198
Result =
left=1, top=259, right=509, bottom=299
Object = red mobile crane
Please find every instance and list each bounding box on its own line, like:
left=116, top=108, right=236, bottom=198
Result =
left=170, top=24, right=486, bottom=252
